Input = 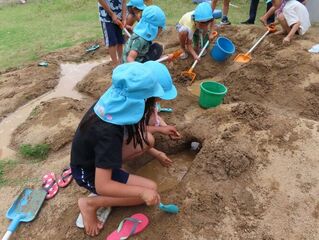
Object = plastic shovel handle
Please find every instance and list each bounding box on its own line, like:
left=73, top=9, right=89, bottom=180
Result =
left=123, top=28, right=131, bottom=38
left=156, top=55, right=170, bottom=62
left=2, top=231, right=12, bottom=240
left=247, top=30, right=270, bottom=55
left=190, top=40, right=210, bottom=71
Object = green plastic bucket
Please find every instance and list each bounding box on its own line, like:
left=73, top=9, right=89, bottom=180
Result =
left=199, top=81, right=228, bottom=108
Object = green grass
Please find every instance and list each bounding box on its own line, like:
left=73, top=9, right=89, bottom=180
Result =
left=0, top=0, right=267, bottom=71
left=19, top=144, right=50, bottom=161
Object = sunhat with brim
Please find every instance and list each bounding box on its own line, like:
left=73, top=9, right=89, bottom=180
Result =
left=133, top=5, right=166, bottom=41
left=143, top=61, right=177, bottom=100
left=94, top=62, right=164, bottom=125
left=127, top=0, right=146, bottom=10
left=193, top=2, right=214, bottom=22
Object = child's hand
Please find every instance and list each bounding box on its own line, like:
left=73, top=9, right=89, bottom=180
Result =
left=111, top=13, right=122, bottom=26
left=140, top=189, right=160, bottom=206
left=157, top=151, right=173, bottom=167
left=160, top=126, right=180, bottom=138
left=193, top=54, right=200, bottom=61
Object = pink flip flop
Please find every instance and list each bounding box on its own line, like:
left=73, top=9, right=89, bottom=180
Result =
left=106, top=213, right=149, bottom=240
left=42, top=172, right=59, bottom=200
left=57, top=168, right=73, bottom=188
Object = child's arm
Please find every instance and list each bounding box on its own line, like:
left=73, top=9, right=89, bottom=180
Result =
left=149, top=148, right=173, bottom=167
left=95, top=168, right=160, bottom=205
left=186, top=40, right=200, bottom=61
left=122, top=0, right=127, bottom=26
left=98, top=0, right=121, bottom=25
left=147, top=125, right=181, bottom=139
left=127, top=50, right=138, bottom=62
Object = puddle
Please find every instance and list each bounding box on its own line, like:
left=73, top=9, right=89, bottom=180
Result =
left=0, top=61, right=107, bottom=160
left=136, top=150, right=196, bottom=192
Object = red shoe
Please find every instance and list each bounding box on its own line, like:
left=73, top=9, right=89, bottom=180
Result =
left=57, top=168, right=73, bottom=188
left=42, top=172, right=58, bottom=200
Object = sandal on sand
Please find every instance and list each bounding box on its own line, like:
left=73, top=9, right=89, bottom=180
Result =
left=42, top=172, right=58, bottom=200
left=57, top=168, right=73, bottom=188
left=76, top=193, right=112, bottom=229
left=86, top=44, right=100, bottom=52
left=106, top=213, right=149, bottom=240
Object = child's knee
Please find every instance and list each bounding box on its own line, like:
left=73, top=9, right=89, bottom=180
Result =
left=278, top=14, right=285, bottom=21
left=147, top=180, right=158, bottom=191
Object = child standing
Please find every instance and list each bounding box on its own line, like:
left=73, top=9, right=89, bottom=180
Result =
left=212, top=0, right=231, bottom=25
left=122, top=5, right=165, bottom=63
left=126, top=0, right=146, bottom=32
left=176, top=2, right=216, bottom=60
left=98, top=0, right=127, bottom=67
left=70, top=61, right=178, bottom=237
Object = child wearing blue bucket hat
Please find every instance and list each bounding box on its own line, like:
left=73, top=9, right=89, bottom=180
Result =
left=122, top=5, right=165, bottom=63
left=70, top=61, right=178, bottom=236
left=144, top=61, right=181, bottom=166
left=98, top=0, right=127, bottom=68
left=176, top=2, right=217, bottom=61
left=126, top=0, right=146, bottom=33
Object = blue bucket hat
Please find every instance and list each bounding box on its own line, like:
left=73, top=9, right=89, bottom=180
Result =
left=193, top=2, right=214, bottom=22
left=94, top=62, right=164, bottom=125
left=127, top=0, right=146, bottom=10
left=143, top=61, right=177, bottom=100
left=133, top=5, right=166, bottom=41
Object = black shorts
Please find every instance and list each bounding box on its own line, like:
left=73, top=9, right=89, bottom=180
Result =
left=71, top=166, right=129, bottom=194
left=101, top=21, right=125, bottom=47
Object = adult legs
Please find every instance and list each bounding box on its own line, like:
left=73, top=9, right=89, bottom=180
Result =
left=241, top=0, right=259, bottom=24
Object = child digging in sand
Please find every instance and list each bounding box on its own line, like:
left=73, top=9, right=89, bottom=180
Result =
left=176, top=2, right=216, bottom=61
left=275, top=0, right=310, bottom=44
left=261, top=0, right=310, bottom=44
left=70, top=61, right=179, bottom=236
left=122, top=5, right=165, bottom=63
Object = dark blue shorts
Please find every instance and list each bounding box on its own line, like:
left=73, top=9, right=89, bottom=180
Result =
left=101, top=21, right=125, bottom=47
left=71, top=166, right=129, bottom=194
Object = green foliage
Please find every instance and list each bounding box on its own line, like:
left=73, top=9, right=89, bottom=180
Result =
left=19, top=144, right=50, bottom=161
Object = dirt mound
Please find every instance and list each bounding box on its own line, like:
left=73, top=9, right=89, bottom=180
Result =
left=76, top=61, right=113, bottom=99
left=0, top=63, right=60, bottom=121
left=232, top=102, right=271, bottom=130
left=11, top=98, right=87, bottom=151
left=203, top=143, right=254, bottom=180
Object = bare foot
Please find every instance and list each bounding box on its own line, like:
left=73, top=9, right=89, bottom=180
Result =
left=78, top=198, right=103, bottom=236
left=259, top=17, right=267, bottom=27
left=283, top=36, right=291, bottom=45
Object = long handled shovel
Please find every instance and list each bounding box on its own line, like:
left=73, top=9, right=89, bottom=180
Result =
left=118, top=22, right=131, bottom=38
left=181, top=31, right=218, bottom=84
left=234, top=25, right=276, bottom=63
left=2, top=188, right=46, bottom=240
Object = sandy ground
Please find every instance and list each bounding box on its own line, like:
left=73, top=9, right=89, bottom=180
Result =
left=0, top=25, right=319, bottom=239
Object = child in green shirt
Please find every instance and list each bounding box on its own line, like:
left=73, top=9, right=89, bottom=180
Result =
left=122, top=5, right=165, bottom=63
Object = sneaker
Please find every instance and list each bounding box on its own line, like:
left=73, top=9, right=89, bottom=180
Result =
left=220, top=16, right=231, bottom=25
left=240, top=20, right=254, bottom=24
left=180, top=52, right=189, bottom=60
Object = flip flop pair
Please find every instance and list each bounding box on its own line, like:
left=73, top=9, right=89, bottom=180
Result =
left=106, top=213, right=149, bottom=240
left=42, top=168, right=72, bottom=200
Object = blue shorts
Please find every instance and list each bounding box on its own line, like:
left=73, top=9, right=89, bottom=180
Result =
left=101, top=21, right=125, bottom=47
left=71, top=166, right=129, bottom=194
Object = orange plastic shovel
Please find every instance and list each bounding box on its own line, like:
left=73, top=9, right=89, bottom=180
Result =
left=181, top=31, right=218, bottom=84
left=156, top=49, right=183, bottom=63
left=234, top=25, right=276, bottom=63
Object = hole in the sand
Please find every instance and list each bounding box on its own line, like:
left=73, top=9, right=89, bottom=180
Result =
left=135, top=143, right=200, bottom=193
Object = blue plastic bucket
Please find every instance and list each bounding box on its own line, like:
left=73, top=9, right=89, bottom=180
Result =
left=211, top=36, right=235, bottom=62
